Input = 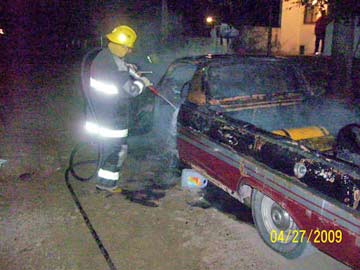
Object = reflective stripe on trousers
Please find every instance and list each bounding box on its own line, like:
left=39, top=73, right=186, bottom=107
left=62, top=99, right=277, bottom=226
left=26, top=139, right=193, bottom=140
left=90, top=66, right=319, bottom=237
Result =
left=97, top=168, right=119, bottom=181
left=85, top=121, right=128, bottom=138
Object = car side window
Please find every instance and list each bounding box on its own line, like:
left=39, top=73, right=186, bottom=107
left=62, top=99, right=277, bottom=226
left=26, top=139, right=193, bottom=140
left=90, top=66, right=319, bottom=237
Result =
left=159, top=64, right=197, bottom=95
left=208, top=63, right=302, bottom=99
left=187, top=72, right=206, bottom=105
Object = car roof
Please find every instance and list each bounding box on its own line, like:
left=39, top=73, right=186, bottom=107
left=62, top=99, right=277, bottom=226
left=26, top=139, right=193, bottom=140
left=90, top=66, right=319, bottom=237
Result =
left=172, top=54, right=292, bottom=68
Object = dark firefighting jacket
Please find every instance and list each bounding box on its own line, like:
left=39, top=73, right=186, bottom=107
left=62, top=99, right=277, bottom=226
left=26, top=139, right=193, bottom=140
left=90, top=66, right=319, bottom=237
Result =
left=85, top=48, right=144, bottom=138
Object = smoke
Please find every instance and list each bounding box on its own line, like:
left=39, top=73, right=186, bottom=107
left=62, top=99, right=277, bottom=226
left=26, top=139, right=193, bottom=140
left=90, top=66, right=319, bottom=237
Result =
left=123, top=9, right=228, bottom=168
left=227, top=98, right=360, bottom=137
left=122, top=6, right=228, bottom=84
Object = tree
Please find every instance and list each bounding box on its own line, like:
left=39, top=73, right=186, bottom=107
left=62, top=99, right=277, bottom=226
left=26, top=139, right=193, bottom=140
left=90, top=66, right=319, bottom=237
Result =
left=296, top=0, right=360, bottom=98
left=161, top=0, right=169, bottom=42
left=326, top=0, right=360, bottom=98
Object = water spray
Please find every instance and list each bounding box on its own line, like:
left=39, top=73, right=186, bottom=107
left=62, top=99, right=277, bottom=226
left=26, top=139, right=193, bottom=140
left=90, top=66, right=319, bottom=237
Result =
left=147, top=85, right=177, bottom=110
left=129, top=68, right=177, bottom=110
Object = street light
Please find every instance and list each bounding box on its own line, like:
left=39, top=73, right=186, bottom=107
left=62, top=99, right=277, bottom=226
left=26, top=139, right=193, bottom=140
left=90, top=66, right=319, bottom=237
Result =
left=206, top=16, right=215, bottom=25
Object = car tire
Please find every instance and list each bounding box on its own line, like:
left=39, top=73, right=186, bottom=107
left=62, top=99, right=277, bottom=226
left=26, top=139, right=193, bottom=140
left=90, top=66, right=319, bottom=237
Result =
left=251, top=189, right=307, bottom=259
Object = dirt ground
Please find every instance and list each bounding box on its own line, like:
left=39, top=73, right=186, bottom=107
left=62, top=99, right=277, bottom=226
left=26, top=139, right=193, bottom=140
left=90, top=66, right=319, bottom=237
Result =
left=0, top=55, right=351, bottom=270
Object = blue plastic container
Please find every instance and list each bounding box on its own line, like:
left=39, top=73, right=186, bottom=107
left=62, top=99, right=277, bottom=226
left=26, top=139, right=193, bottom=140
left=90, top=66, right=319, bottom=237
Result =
left=181, top=169, right=208, bottom=189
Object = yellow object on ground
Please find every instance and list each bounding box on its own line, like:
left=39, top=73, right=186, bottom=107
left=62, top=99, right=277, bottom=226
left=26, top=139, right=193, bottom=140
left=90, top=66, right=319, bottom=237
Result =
left=96, top=185, right=123, bottom=193
left=111, top=187, right=123, bottom=193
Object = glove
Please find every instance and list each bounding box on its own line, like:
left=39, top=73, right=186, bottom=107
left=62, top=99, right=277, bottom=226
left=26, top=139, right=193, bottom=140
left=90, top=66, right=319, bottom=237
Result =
left=139, top=76, right=153, bottom=87
left=127, top=64, right=140, bottom=79
left=127, top=63, right=138, bottom=72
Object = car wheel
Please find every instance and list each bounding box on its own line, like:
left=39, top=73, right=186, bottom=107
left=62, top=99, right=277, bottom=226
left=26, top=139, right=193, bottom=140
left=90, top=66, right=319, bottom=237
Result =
left=251, top=189, right=307, bottom=259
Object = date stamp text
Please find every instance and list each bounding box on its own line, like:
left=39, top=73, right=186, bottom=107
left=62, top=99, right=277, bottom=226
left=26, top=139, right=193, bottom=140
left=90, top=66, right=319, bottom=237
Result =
left=270, top=229, right=342, bottom=244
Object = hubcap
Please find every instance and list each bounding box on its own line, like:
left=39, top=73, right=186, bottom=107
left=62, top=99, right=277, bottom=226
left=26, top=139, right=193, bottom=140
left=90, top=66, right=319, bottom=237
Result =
left=271, top=204, right=291, bottom=230
left=261, top=195, right=298, bottom=243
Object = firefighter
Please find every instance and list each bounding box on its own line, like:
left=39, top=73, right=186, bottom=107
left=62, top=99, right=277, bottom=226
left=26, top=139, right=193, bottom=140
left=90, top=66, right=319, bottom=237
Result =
left=84, top=25, right=152, bottom=192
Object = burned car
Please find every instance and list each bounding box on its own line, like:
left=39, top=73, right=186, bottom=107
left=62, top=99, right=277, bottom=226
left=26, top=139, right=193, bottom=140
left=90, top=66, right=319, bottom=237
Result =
left=155, top=55, right=360, bottom=268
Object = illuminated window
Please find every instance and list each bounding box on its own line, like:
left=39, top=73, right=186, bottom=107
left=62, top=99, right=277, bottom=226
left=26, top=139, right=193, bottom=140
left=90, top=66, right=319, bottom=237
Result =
left=304, top=5, right=321, bottom=24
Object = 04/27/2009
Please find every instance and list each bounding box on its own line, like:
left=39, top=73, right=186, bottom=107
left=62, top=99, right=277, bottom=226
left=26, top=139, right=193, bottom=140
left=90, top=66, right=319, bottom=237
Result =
left=269, top=229, right=343, bottom=244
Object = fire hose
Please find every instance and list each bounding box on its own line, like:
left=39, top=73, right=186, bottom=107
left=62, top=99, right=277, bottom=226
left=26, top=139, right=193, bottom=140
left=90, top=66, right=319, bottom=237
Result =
left=129, top=68, right=177, bottom=110
left=65, top=50, right=176, bottom=270
left=148, top=85, right=177, bottom=110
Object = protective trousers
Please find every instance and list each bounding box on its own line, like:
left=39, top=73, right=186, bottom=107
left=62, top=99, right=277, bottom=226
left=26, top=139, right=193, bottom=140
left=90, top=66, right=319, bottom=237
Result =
left=97, top=139, right=128, bottom=188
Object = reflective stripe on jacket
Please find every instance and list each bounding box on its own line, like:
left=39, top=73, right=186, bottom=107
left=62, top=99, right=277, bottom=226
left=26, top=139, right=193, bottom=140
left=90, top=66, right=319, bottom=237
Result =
left=86, top=48, right=143, bottom=130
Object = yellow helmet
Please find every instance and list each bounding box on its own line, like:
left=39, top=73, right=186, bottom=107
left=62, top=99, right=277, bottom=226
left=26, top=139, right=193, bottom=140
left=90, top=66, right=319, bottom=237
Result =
left=106, top=25, right=137, bottom=48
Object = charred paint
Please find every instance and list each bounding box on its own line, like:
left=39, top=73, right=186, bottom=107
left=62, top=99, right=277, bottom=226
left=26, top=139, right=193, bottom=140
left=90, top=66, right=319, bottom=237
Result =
left=178, top=103, right=360, bottom=211
left=173, top=54, right=360, bottom=269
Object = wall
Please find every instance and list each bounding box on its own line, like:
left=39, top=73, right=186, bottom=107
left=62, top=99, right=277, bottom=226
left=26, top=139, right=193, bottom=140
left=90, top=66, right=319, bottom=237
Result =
left=279, top=0, right=301, bottom=55
left=236, top=1, right=320, bottom=56
left=298, top=23, right=316, bottom=55
left=240, top=26, right=282, bottom=53
left=279, top=1, right=318, bottom=55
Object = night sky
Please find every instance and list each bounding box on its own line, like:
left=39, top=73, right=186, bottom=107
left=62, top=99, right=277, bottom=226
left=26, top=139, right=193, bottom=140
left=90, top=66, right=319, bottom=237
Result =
left=2, top=0, right=281, bottom=34
left=1, top=0, right=281, bottom=57
left=170, top=0, right=281, bottom=29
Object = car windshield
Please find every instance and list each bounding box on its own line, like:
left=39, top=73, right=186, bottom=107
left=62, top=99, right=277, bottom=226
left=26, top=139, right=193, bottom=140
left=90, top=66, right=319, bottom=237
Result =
left=158, top=63, right=197, bottom=95
left=208, top=62, right=303, bottom=99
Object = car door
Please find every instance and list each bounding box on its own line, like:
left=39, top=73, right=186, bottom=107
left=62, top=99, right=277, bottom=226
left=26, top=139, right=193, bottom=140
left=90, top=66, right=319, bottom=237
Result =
left=178, top=71, right=241, bottom=190
left=128, top=88, right=156, bottom=136
left=152, top=62, right=198, bottom=142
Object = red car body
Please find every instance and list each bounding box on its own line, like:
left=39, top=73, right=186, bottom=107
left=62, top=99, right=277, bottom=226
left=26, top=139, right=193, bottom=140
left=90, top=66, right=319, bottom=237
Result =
left=160, top=55, right=360, bottom=268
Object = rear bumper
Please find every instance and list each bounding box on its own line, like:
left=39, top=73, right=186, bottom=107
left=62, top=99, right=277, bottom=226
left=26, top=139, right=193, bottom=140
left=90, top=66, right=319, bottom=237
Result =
left=177, top=128, right=360, bottom=269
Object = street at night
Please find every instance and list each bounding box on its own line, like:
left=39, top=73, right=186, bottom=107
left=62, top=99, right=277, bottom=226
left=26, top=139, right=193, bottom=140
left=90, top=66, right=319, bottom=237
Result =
left=1, top=1, right=359, bottom=269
